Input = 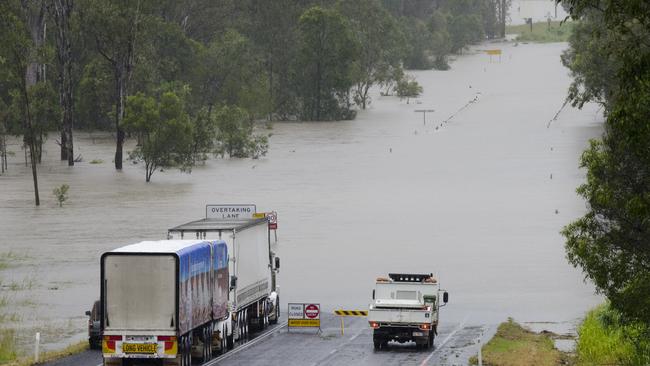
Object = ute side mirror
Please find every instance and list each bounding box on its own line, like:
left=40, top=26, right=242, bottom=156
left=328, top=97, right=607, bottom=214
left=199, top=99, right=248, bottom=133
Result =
left=443, top=291, right=449, bottom=303
left=274, top=257, right=280, bottom=269
left=372, top=289, right=375, bottom=300
left=85, top=310, right=91, bottom=317
left=230, top=276, right=237, bottom=290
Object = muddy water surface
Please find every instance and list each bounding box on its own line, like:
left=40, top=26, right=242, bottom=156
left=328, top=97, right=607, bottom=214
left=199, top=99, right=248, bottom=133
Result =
left=0, top=42, right=602, bottom=352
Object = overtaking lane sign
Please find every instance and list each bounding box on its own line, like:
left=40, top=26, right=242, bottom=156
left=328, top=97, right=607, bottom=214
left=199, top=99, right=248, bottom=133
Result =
left=288, top=303, right=321, bottom=329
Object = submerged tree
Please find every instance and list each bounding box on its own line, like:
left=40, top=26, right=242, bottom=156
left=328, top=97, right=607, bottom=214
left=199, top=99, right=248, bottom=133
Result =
left=123, top=91, right=193, bottom=182
left=84, top=0, right=148, bottom=170
left=338, top=0, right=404, bottom=109
left=297, top=6, right=359, bottom=121
left=47, top=0, right=75, bottom=165
left=395, top=75, right=423, bottom=104
left=214, top=105, right=268, bottom=159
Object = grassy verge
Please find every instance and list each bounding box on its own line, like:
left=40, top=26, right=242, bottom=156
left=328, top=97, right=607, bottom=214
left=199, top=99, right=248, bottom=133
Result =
left=575, top=304, right=650, bottom=366
left=469, top=318, right=570, bottom=366
left=506, top=21, right=575, bottom=43
left=0, top=340, right=88, bottom=366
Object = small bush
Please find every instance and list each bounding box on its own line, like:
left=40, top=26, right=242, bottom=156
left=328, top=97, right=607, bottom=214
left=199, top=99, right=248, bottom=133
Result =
left=89, top=159, right=103, bottom=164
left=576, top=304, right=650, bottom=366
left=52, top=184, right=69, bottom=207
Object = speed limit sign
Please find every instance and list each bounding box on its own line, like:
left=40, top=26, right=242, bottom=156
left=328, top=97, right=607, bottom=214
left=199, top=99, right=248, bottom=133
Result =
left=268, top=211, right=277, bottom=229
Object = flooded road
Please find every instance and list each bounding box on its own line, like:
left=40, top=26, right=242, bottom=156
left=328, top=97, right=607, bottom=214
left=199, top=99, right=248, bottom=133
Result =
left=0, top=41, right=602, bottom=353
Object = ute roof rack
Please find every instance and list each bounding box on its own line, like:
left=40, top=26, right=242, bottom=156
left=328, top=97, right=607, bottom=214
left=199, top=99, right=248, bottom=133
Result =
left=388, top=273, right=435, bottom=283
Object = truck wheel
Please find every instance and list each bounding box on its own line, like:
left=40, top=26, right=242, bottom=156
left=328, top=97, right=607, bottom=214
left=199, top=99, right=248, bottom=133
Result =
left=262, top=299, right=269, bottom=330
left=227, top=325, right=234, bottom=350
left=270, top=297, right=279, bottom=324
left=202, top=326, right=210, bottom=361
left=428, top=332, right=434, bottom=349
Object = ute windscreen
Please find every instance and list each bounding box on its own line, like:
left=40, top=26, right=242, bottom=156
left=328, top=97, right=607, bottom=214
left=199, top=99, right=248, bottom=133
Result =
left=104, top=255, right=176, bottom=330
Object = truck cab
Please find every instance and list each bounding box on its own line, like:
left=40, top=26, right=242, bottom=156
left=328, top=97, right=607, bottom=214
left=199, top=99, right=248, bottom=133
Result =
left=367, top=273, right=448, bottom=350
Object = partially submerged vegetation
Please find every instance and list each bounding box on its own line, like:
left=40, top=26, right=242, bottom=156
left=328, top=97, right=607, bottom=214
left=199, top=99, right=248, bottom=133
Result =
left=469, top=319, right=569, bottom=366
left=506, top=21, right=575, bottom=43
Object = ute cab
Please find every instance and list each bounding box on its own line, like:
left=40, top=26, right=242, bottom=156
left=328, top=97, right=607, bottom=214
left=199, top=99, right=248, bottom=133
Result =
left=368, top=273, right=448, bottom=350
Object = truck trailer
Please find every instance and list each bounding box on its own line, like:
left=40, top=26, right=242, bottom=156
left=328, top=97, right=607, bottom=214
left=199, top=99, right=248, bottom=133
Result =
left=167, top=208, right=281, bottom=353
left=101, top=240, right=228, bottom=366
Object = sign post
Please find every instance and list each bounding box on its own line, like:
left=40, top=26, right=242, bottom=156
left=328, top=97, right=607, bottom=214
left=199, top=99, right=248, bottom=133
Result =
left=288, top=303, right=321, bottom=332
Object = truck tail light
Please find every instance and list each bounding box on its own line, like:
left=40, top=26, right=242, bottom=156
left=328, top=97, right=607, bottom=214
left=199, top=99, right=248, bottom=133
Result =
left=369, top=321, right=380, bottom=329
left=158, top=336, right=177, bottom=354
left=419, top=323, right=431, bottom=331
left=102, top=335, right=122, bottom=353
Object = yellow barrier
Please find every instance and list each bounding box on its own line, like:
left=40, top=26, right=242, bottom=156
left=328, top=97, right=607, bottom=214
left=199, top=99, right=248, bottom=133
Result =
left=334, top=310, right=368, bottom=335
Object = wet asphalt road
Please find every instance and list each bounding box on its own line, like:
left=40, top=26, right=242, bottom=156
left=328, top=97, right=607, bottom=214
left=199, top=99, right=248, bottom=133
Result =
left=43, top=315, right=491, bottom=366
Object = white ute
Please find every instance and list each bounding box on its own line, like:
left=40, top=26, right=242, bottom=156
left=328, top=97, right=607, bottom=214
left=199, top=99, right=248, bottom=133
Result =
left=367, top=273, right=448, bottom=350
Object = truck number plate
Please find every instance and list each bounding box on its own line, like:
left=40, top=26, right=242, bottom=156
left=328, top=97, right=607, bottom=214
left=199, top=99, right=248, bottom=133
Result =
left=412, top=331, right=424, bottom=337
left=123, top=343, right=157, bottom=354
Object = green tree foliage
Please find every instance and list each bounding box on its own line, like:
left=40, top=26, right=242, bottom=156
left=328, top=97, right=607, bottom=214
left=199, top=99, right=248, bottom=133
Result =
left=337, top=0, right=405, bottom=109
left=297, top=6, right=359, bottom=121
left=214, top=105, right=268, bottom=159
left=561, top=0, right=650, bottom=328
left=0, top=0, right=56, bottom=205
left=123, top=91, right=193, bottom=182
left=53, top=184, right=69, bottom=207
left=83, top=0, right=153, bottom=170
left=394, top=75, right=423, bottom=104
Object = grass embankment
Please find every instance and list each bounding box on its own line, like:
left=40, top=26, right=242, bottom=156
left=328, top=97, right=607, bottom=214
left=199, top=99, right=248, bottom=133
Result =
left=1, top=341, right=88, bottom=366
left=0, top=251, right=88, bottom=365
left=470, top=318, right=570, bottom=366
left=575, top=304, right=650, bottom=366
left=506, top=21, right=575, bottom=43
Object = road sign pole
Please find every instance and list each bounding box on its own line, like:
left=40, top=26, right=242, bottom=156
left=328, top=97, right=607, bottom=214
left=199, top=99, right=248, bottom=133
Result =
left=340, top=316, right=344, bottom=336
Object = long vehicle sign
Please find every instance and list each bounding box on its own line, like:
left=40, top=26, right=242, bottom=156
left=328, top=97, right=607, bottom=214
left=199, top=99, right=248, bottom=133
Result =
left=206, top=204, right=257, bottom=219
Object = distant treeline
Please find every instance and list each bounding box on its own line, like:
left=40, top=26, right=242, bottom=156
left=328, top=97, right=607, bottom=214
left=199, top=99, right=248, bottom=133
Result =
left=0, top=0, right=508, bottom=189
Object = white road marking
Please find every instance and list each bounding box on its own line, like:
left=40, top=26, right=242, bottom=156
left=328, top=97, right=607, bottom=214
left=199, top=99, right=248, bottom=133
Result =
left=348, top=328, right=364, bottom=341
left=205, top=321, right=288, bottom=365
left=419, top=314, right=469, bottom=366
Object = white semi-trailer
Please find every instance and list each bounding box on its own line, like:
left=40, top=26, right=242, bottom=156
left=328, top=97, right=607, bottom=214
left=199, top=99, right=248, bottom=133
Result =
left=101, top=240, right=229, bottom=366
left=367, top=273, right=448, bottom=350
left=167, top=205, right=281, bottom=350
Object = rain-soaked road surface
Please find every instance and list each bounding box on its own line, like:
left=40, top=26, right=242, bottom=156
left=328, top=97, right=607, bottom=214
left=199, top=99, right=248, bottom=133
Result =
left=43, top=315, right=493, bottom=366
left=1, top=39, right=602, bottom=356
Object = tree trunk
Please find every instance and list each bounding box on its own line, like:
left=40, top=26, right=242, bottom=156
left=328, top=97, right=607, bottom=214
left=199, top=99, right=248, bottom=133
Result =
left=114, top=69, right=126, bottom=170
left=315, top=60, right=321, bottom=121
left=50, top=0, right=75, bottom=166
left=499, top=0, right=507, bottom=38
left=23, top=0, right=45, bottom=206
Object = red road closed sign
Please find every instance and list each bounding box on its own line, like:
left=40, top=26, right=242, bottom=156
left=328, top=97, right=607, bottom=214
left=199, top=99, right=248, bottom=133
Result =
left=305, top=304, right=320, bottom=319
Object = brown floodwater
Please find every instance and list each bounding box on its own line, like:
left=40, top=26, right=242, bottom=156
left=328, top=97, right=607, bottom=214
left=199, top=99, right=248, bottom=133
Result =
left=0, top=41, right=602, bottom=352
